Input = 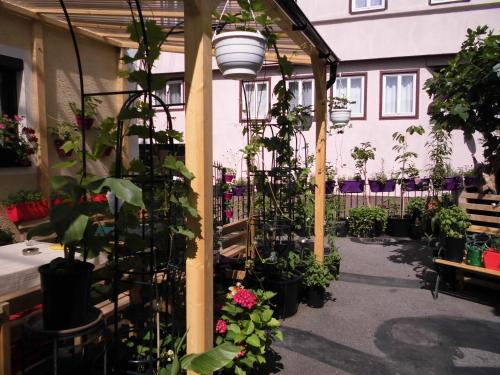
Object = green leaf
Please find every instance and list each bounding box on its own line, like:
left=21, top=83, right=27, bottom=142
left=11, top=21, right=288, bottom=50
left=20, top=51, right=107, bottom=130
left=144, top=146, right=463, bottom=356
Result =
left=244, top=320, right=255, bottom=335
left=246, top=334, right=260, bottom=348
left=234, top=365, right=246, bottom=375
left=261, top=309, right=273, bottom=323
left=62, top=214, right=89, bottom=244
left=87, top=178, right=144, bottom=208
left=267, top=318, right=280, bottom=328
left=250, top=312, right=261, bottom=324
left=227, top=323, right=241, bottom=334
left=275, top=329, right=284, bottom=342
left=180, top=342, right=240, bottom=373
left=52, top=160, right=78, bottom=169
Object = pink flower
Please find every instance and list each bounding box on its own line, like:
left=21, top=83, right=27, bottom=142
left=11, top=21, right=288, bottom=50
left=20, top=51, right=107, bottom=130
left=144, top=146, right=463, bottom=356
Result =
left=233, top=289, right=257, bottom=310
left=215, top=319, right=227, bottom=335
left=14, top=115, right=23, bottom=122
left=0, top=123, right=4, bottom=129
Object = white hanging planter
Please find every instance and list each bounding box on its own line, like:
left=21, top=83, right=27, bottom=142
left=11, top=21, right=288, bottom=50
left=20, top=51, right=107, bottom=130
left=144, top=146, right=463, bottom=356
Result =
left=329, top=109, right=352, bottom=125
left=213, top=31, right=267, bottom=80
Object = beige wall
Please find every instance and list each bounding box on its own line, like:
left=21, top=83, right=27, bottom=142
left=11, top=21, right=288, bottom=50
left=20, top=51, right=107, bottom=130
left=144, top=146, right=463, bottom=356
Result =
left=0, top=9, right=122, bottom=229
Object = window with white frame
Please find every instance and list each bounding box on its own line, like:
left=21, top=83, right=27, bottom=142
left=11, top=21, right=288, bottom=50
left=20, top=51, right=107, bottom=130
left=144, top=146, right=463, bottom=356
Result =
left=333, top=75, right=365, bottom=118
left=351, top=0, right=386, bottom=12
left=381, top=72, right=418, bottom=117
left=286, top=78, right=314, bottom=110
left=241, top=80, right=270, bottom=120
left=153, top=79, right=184, bottom=108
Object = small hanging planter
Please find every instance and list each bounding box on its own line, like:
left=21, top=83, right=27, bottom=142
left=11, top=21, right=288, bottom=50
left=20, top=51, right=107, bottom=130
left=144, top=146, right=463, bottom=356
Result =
left=223, top=191, right=233, bottom=201
left=75, top=115, right=95, bottom=130
left=213, top=31, right=267, bottom=80
left=329, top=109, right=351, bottom=125
left=224, top=209, right=234, bottom=219
left=442, top=176, right=462, bottom=191
left=223, top=173, right=235, bottom=183
left=53, top=139, right=73, bottom=159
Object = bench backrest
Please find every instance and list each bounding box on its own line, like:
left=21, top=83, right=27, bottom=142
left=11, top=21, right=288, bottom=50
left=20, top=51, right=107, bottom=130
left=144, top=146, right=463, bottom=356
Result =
left=459, top=192, right=500, bottom=236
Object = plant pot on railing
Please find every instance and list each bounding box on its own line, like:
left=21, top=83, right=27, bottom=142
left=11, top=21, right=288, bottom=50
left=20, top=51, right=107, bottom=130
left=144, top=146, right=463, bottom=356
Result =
left=339, top=180, right=364, bottom=194
left=223, top=174, right=235, bottom=183
left=387, top=217, right=411, bottom=237
left=6, top=199, right=49, bottom=223
left=223, top=191, right=233, bottom=201
left=53, top=139, right=73, bottom=159
left=232, top=185, right=245, bottom=197
left=368, top=179, right=396, bottom=193
left=213, top=31, right=267, bottom=80
left=75, top=115, right=95, bottom=130
left=325, top=180, right=336, bottom=194
left=224, top=209, right=233, bottom=219
left=403, top=178, right=430, bottom=191
left=329, top=109, right=351, bottom=125
left=442, top=176, right=462, bottom=191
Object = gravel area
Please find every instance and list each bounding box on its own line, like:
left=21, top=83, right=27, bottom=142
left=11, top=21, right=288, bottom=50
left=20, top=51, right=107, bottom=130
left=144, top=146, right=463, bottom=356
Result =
left=272, top=237, right=500, bottom=375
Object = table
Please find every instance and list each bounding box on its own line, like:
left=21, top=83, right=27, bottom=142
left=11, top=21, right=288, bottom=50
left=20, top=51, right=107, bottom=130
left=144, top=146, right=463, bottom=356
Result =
left=0, top=242, right=106, bottom=297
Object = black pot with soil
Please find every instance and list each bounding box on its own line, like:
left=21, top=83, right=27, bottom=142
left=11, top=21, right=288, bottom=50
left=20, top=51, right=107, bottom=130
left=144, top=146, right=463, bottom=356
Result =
left=443, top=237, right=466, bottom=263
left=387, top=217, right=411, bottom=237
left=334, top=219, right=348, bottom=237
left=266, top=272, right=302, bottom=319
left=306, top=286, right=325, bottom=308
left=409, top=223, right=424, bottom=240
left=39, top=259, right=95, bottom=330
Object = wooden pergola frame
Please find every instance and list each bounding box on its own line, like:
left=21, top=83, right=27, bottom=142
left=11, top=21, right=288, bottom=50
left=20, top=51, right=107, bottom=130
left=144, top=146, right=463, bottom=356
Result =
left=0, top=0, right=338, bottom=370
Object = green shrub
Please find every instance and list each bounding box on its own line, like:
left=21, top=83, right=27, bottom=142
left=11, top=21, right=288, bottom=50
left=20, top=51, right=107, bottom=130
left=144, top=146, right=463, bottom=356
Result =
left=348, top=206, right=388, bottom=237
left=406, top=197, right=426, bottom=219
left=436, top=206, right=470, bottom=239
left=303, top=254, right=334, bottom=288
left=2, top=190, right=43, bottom=206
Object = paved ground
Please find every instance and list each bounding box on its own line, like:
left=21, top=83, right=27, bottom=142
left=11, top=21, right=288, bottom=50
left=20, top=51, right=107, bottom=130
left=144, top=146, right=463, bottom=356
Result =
left=273, top=237, right=500, bottom=375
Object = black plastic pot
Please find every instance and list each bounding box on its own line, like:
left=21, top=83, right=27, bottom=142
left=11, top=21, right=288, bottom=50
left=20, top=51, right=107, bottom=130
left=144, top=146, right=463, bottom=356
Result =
left=387, top=217, right=411, bottom=237
left=39, top=260, right=95, bottom=330
left=409, top=224, right=424, bottom=240
left=443, top=237, right=466, bottom=263
left=334, top=219, right=348, bottom=237
left=267, top=273, right=302, bottom=319
left=306, top=286, right=325, bottom=308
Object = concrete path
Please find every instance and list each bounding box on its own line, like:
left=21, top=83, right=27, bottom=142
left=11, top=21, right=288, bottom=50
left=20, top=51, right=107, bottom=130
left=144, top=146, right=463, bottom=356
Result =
left=274, top=237, right=500, bottom=375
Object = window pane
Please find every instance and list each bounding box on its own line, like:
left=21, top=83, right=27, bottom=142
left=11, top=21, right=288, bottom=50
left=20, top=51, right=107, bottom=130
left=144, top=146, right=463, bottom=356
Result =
left=256, top=83, right=268, bottom=119
left=350, top=78, right=362, bottom=115
left=242, top=83, right=255, bottom=119
left=400, top=75, right=415, bottom=114
left=370, top=0, right=383, bottom=6
left=302, top=81, right=313, bottom=107
left=335, top=78, right=348, bottom=99
left=384, top=76, right=398, bottom=114
left=168, top=82, right=182, bottom=105
left=154, top=87, right=166, bottom=106
left=289, top=81, right=299, bottom=110
left=355, top=0, right=367, bottom=8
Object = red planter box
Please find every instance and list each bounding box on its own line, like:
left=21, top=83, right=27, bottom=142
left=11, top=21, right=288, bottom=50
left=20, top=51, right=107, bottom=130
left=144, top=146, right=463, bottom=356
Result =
left=6, top=199, right=49, bottom=223
left=483, top=250, right=500, bottom=271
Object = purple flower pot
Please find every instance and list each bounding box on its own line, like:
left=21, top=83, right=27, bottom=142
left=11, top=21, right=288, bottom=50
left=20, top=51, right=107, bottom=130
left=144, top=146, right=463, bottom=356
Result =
left=76, top=115, right=94, bottom=130
left=442, top=176, right=462, bottom=191
left=325, top=180, right=336, bottom=194
left=368, top=179, right=396, bottom=193
left=232, top=185, right=245, bottom=197
left=339, top=180, right=364, bottom=194
left=223, top=191, right=233, bottom=201
left=224, top=209, right=233, bottom=219
left=403, top=178, right=430, bottom=192
left=223, top=174, right=235, bottom=183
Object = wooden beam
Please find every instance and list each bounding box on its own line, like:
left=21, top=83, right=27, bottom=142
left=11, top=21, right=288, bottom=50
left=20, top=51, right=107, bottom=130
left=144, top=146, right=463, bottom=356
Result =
left=32, top=22, right=50, bottom=201
left=30, top=7, right=184, bottom=18
left=184, top=0, right=219, bottom=370
left=312, top=55, right=327, bottom=263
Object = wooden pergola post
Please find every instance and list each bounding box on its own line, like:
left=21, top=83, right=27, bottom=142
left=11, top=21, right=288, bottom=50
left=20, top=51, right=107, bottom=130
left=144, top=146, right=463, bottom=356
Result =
left=183, top=0, right=220, bottom=368
left=312, top=56, right=327, bottom=263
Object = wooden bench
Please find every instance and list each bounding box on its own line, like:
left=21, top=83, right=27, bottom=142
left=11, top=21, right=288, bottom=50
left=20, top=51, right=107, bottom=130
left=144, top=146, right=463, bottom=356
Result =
left=458, top=191, right=500, bottom=236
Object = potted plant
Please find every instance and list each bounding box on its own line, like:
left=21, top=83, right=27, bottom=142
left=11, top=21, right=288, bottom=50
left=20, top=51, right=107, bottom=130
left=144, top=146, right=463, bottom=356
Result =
left=369, top=170, right=396, bottom=193
left=348, top=206, right=387, bottom=238
left=442, top=164, right=463, bottom=191
left=324, top=245, right=342, bottom=280
left=0, top=114, right=38, bottom=167
left=406, top=197, right=426, bottom=240
left=223, top=168, right=236, bottom=183
left=338, top=175, right=364, bottom=194
left=483, top=238, right=500, bottom=271
left=329, top=96, right=354, bottom=125
left=215, top=284, right=282, bottom=374
left=290, top=104, right=313, bottom=131
left=435, top=205, right=471, bottom=262
left=232, top=178, right=246, bottom=197
left=389, top=125, right=425, bottom=237
left=325, top=163, right=336, bottom=194
left=28, top=175, right=144, bottom=329
left=212, top=0, right=269, bottom=80
left=3, top=190, right=48, bottom=223
left=403, top=175, right=430, bottom=192
left=224, top=201, right=234, bottom=220
left=426, top=127, right=452, bottom=197
left=93, top=117, right=117, bottom=157
left=302, top=254, right=334, bottom=308
left=49, top=121, right=81, bottom=159
left=0, top=228, right=14, bottom=246
left=69, top=96, right=102, bottom=130
left=461, top=165, right=477, bottom=192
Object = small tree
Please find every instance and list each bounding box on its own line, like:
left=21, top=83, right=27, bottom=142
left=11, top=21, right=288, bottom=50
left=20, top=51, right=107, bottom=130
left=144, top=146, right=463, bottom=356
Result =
left=351, top=142, right=375, bottom=205
left=424, top=26, right=500, bottom=172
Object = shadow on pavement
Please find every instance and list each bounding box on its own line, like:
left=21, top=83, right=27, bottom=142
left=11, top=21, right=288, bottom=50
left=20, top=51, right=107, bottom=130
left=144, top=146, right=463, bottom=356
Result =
left=277, top=315, right=500, bottom=375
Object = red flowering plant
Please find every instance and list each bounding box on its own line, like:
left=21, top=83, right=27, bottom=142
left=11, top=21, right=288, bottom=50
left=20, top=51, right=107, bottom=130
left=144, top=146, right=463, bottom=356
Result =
left=0, top=114, right=38, bottom=166
left=215, top=283, right=283, bottom=375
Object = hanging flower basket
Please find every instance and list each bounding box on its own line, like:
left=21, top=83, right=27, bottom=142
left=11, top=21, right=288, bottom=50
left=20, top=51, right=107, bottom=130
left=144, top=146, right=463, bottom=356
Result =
left=403, top=178, right=430, bottom=191
left=6, top=199, right=48, bottom=223
left=223, top=173, right=235, bottom=183
left=339, top=180, right=364, bottom=194
left=54, top=139, right=73, bottom=159
left=442, top=176, right=462, bottom=191
left=223, top=191, right=233, bottom=201
left=329, top=109, right=351, bottom=125
left=75, top=115, right=94, bottom=130
left=213, top=31, right=267, bottom=80
left=368, top=179, right=396, bottom=193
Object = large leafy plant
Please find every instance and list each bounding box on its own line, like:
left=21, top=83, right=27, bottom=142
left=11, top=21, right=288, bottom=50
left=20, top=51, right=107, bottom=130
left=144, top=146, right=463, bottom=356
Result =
left=215, top=285, right=282, bottom=375
left=424, top=26, right=500, bottom=169
left=348, top=206, right=388, bottom=237
left=302, top=254, right=334, bottom=288
left=435, top=206, right=470, bottom=239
